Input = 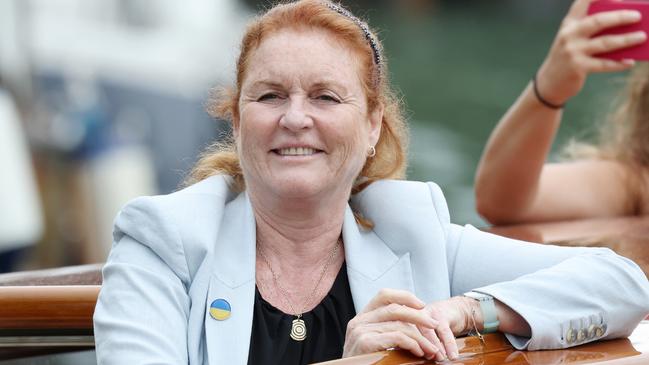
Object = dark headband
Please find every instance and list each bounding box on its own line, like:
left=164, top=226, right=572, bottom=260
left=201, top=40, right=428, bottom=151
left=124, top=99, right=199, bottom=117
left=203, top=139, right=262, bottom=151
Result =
left=324, top=2, right=382, bottom=79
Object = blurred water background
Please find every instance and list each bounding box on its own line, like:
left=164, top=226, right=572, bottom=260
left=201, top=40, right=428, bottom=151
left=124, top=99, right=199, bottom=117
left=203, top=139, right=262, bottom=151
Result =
left=0, top=0, right=630, bottom=274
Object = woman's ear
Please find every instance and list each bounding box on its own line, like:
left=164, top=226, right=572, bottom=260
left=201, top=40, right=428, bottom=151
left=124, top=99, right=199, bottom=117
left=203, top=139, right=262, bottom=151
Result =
left=368, top=103, right=384, bottom=146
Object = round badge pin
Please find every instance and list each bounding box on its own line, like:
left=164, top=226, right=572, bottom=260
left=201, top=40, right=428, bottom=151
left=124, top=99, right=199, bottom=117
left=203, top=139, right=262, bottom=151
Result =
left=209, top=299, right=231, bottom=321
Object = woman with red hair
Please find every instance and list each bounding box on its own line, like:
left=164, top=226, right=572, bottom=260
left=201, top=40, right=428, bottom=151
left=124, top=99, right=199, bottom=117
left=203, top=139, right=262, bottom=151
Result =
left=94, top=1, right=649, bottom=364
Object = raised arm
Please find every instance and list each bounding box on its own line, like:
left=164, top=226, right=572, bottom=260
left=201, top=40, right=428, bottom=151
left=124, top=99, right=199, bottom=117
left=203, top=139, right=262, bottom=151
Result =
left=475, top=0, right=646, bottom=224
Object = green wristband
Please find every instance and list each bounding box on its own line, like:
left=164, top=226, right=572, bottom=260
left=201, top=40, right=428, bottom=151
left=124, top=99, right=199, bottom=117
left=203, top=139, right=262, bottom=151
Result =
left=463, top=291, right=500, bottom=333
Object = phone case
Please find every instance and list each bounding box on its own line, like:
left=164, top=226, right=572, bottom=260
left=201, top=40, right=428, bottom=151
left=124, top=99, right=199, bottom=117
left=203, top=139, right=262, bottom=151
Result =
left=587, top=0, right=649, bottom=61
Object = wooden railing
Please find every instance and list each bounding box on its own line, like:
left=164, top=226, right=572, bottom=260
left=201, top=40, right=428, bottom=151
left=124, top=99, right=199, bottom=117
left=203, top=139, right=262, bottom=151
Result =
left=317, top=321, right=649, bottom=364
left=0, top=264, right=102, bottom=360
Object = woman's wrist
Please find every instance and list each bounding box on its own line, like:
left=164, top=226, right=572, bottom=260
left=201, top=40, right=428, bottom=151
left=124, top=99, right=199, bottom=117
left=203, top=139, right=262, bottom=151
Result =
left=457, top=296, right=483, bottom=336
left=494, top=299, right=532, bottom=337
left=533, top=62, right=580, bottom=108
left=532, top=72, right=566, bottom=110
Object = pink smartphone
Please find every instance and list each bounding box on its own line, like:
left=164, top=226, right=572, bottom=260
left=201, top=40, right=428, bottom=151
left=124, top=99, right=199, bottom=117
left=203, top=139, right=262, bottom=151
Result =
left=587, top=0, right=649, bottom=60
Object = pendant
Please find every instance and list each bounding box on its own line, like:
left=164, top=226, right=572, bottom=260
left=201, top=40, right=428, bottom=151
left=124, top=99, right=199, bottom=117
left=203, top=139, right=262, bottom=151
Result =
left=290, top=316, right=307, bottom=341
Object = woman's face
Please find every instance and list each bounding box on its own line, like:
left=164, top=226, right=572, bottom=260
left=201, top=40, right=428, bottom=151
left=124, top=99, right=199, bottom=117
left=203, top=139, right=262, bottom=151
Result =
left=236, top=29, right=382, bottom=200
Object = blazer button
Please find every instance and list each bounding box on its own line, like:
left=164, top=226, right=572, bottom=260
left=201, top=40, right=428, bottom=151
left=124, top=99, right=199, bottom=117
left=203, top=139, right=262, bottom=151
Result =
left=566, top=328, right=577, bottom=344
left=577, top=328, right=587, bottom=342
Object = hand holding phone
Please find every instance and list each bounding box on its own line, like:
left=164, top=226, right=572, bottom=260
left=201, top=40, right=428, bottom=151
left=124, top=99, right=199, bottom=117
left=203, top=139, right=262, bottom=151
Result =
left=588, top=0, right=649, bottom=60
left=534, top=0, right=645, bottom=105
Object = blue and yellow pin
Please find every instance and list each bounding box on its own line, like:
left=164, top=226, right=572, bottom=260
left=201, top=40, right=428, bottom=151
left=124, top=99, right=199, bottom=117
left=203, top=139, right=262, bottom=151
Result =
left=209, top=299, right=231, bottom=321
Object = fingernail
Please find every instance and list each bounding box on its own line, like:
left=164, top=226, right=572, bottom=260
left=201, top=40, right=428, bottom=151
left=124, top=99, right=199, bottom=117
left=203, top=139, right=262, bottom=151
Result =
left=627, top=10, right=642, bottom=20
left=436, top=352, right=447, bottom=362
left=632, top=31, right=647, bottom=40
left=450, top=351, right=459, bottom=360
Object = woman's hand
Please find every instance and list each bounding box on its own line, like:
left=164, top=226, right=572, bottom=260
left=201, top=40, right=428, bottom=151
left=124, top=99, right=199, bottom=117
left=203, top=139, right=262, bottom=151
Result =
left=342, top=289, right=462, bottom=361
left=537, top=0, right=646, bottom=106
left=423, top=297, right=475, bottom=359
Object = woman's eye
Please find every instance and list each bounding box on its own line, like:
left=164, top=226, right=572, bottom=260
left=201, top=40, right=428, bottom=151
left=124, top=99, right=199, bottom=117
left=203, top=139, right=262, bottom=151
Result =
left=315, top=94, right=340, bottom=103
left=258, top=93, right=281, bottom=102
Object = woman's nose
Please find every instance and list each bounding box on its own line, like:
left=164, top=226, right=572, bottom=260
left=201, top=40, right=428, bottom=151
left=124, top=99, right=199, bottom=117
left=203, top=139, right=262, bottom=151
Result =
left=279, top=97, right=313, bottom=132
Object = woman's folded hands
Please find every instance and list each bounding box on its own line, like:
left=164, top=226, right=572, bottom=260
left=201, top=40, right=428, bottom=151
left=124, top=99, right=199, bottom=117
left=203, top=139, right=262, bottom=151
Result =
left=342, top=289, right=473, bottom=362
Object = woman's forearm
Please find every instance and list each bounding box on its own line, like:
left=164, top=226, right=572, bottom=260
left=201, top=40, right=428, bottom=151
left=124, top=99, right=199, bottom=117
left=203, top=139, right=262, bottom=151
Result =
left=475, top=82, right=563, bottom=224
left=495, top=299, right=531, bottom=337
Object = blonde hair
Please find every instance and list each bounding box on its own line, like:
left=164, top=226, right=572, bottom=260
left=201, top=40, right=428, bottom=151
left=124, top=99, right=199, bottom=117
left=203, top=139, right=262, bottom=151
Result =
left=565, top=64, right=649, bottom=214
left=186, top=1, right=408, bottom=203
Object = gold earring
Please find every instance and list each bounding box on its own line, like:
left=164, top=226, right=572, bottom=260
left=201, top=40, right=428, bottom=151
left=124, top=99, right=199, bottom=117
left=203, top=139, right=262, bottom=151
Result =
left=368, top=145, right=376, bottom=158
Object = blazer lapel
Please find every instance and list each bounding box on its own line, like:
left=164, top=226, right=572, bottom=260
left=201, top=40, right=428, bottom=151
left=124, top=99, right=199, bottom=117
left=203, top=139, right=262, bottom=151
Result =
left=343, top=206, right=415, bottom=314
left=204, top=192, right=256, bottom=365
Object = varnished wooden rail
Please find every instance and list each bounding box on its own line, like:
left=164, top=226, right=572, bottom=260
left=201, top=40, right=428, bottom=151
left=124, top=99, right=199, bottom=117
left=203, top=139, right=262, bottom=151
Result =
left=0, top=265, right=102, bottom=359
left=316, top=331, right=514, bottom=364
left=0, top=286, right=100, bottom=330
left=316, top=321, right=649, bottom=365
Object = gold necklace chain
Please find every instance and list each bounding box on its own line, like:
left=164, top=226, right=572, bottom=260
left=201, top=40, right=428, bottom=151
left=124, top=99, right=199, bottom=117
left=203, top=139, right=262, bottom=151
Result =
left=256, top=237, right=341, bottom=341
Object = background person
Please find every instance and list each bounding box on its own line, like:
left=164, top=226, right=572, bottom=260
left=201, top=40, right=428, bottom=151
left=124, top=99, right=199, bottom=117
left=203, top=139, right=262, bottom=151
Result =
left=94, top=1, right=649, bottom=364
left=475, top=0, right=649, bottom=224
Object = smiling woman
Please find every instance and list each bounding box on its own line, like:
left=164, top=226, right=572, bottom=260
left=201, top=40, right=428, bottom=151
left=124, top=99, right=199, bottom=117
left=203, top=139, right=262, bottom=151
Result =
left=236, top=29, right=381, bottom=203
left=93, top=1, right=649, bottom=365
left=189, top=3, right=408, bottom=200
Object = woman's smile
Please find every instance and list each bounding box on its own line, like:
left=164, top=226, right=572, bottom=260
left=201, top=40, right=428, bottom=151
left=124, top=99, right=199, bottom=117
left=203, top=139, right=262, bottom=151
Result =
left=272, top=147, right=323, bottom=157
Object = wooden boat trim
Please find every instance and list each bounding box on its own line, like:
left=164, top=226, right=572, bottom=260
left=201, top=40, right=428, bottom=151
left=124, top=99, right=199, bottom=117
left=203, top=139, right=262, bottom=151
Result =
left=0, top=286, right=100, bottom=330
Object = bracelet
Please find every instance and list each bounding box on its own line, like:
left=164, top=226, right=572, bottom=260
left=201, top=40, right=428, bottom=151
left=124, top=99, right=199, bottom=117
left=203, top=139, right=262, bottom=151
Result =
left=463, top=291, right=499, bottom=333
left=468, top=308, right=485, bottom=344
left=532, top=73, right=565, bottom=110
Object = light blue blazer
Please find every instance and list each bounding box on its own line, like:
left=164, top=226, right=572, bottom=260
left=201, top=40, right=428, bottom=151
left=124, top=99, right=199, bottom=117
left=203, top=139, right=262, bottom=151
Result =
left=94, top=175, right=649, bottom=365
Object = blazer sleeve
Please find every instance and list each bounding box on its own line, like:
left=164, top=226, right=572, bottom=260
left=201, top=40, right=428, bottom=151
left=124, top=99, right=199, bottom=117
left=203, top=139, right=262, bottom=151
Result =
left=428, top=184, right=649, bottom=351
left=94, top=196, right=192, bottom=365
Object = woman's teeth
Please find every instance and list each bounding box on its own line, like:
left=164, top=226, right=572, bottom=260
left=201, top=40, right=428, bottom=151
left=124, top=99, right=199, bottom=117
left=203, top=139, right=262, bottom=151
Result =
left=278, top=147, right=316, bottom=156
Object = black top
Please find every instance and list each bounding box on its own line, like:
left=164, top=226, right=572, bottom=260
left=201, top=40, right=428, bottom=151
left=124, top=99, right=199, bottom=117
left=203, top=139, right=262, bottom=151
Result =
left=247, top=264, right=356, bottom=365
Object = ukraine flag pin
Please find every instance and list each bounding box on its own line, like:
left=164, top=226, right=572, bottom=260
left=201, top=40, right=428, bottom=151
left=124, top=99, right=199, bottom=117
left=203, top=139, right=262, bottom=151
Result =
left=209, top=299, right=232, bottom=321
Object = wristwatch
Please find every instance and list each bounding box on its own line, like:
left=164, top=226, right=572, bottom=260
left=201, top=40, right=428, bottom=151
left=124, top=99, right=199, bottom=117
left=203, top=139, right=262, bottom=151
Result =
left=463, top=291, right=500, bottom=333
